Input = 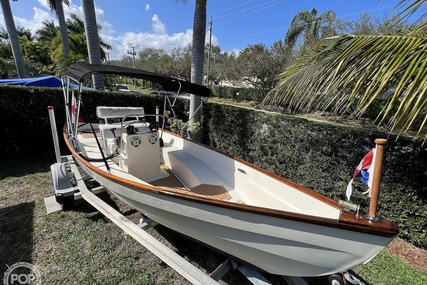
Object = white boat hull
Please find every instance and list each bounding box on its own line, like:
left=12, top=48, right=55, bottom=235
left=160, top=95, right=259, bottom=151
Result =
left=75, top=157, right=393, bottom=276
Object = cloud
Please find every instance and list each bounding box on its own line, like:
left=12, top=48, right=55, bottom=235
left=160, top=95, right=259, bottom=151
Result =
left=230, top=49, right=241, bottom=57
left=0, top=0, right=209, bottom=61
left=151, top=14, right=166, bottom=34
left=145, top=4, right=151, bottom=11
left=112, top=29, right=193, bottom=58
left=14, top=7, right=53, bottom=34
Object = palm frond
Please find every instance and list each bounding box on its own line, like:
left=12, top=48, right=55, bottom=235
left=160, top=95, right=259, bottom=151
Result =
left=264, top=29, right=427, bottom=140
left=396, top=0, right=427, bottom=19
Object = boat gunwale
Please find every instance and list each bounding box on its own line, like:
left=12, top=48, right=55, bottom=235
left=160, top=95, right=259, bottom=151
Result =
left=64, top=129, right=398, bottom=238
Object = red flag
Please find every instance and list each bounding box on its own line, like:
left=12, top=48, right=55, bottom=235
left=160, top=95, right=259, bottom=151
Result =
left=346, top=149, right=374, bottom=200
left=71, top=93, right=84, bottom=123
left=353, top=149, right=373, bottom=183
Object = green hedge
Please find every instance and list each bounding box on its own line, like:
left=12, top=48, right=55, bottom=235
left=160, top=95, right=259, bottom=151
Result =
left=1, top=85, right=426, bottom=248
left=210, top=85, right=263, bottom=101
left=0, top=86, right=188, bottom=155
left=0, top=86, right=64, bottom=154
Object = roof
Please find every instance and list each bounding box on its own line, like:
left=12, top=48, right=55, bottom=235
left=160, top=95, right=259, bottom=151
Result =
left=0, top=75, right=79, bottom=88
left=63, top=63, right=211, bottom=97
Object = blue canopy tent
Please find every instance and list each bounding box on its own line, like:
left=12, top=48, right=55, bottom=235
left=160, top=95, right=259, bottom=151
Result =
left=0, top=75, right=80, bottom=88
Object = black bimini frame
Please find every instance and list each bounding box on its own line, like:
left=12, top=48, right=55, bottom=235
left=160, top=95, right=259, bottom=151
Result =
left=61, top=63, right=211, bottom=172
left=63, top=63, right=211, bottom=97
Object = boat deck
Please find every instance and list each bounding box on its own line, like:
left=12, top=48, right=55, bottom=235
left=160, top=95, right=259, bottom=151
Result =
left=152, top=165, right=232, bottom=201
left=77, top=132, right=231, bottom=202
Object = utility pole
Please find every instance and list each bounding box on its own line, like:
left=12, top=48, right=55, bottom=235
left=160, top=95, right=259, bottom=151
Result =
left=127, top=43, right=138, bottom=88
left=206, top=17, right=213, bottom=87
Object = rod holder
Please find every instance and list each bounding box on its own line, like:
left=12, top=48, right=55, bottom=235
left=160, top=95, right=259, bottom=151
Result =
left=339, top=200, right=361, bottom=216
left=48, top=106, right=61, bottom=163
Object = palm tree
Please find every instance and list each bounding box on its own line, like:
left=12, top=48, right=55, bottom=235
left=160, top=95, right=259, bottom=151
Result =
left=81, top=0, right=104, bottom=89
left=284, top=8, right=336, bottom=54
left=264, top=0, right=427, bottom=141
left=0, top=57, right=13, bottom=78
left=63, top=14, right=111, bottom=61
left=0, top=0, right=26, bottom=77
left=178, top=0, right=207, bottom=141
left=66, top=13, right=85, bottom=34
left=36, top=20, right=59, bottom=42
left=47, top=0, right=70, bottom=57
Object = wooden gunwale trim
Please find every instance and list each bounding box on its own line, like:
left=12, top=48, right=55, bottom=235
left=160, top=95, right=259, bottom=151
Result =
left=159, top=190, right=398, bottom=237
left=65, top=130, right=398, bottom=238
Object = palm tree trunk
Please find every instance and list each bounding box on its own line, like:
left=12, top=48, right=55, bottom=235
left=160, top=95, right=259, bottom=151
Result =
left=81, top=0, right=104, bottom=89
left=0, top=0, right=26, bottom=78
left=188, top=0, right=207, bottom=141
left=55, top=0, right=70, bottom=57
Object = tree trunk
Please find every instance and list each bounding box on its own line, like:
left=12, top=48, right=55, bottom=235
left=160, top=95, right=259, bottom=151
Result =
left=188, top=0, right=207, bottom=142
left=81, top=0, right=104, bottom=89
left=0, top=0, right=26, bottom=78
left=55, top=0, right=70, bottom=57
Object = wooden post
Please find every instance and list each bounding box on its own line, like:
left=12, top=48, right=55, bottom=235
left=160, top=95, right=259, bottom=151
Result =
left=369, top=138, right=388, bottom=220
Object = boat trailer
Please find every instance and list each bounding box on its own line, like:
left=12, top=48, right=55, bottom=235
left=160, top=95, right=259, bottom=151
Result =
left=45, top=107, right=365, bottom=285
left=46, top=154, right=313, bottom=285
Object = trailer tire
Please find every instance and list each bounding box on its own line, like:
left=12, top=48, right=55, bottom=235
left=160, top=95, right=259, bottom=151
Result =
left=61, top=196, right=74, bottom=211
left=328, top=274, right=344, bottom=285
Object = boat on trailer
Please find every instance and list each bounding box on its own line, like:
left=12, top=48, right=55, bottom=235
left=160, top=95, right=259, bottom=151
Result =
left=52, top=63, right=398, bottom=279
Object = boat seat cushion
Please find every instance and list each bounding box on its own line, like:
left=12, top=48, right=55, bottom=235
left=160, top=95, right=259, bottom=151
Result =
left=168, top=150, right=229, bottom=189
left=97, top=106, right=145, bottom=119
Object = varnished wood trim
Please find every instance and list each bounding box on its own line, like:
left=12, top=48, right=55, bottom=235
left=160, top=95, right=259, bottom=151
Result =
left=150, top=166, right=231, bottom=201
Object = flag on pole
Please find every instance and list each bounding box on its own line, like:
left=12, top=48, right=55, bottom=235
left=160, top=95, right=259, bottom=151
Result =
left=71, top=91, right=84, bottom=123
left=346, top=149, right=376, bottom=200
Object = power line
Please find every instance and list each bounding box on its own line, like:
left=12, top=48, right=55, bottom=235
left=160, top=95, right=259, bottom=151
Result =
left=222, top=5, right=397, bottom=40
left=213, top=0, right=283, bottom=20
left=216, top=0, right=289, bottom=25
left=214, top=0, right=289, bottom=25
left=211, top=0, right=257, bottom=16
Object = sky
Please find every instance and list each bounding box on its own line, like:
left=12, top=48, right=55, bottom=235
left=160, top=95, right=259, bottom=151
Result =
left=0, top=0, right=422, bottom=60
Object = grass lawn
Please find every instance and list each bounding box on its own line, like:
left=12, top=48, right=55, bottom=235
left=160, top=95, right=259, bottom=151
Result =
left=1, top=153, right=426, bottom=285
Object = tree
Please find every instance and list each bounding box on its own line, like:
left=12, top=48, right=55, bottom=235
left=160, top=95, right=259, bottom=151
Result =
left=270, top=39, right=290, bottom=73
left=335, top=12, right=406, bottom=35
left=205, top=45, right=229, bottom=85
left=285, top=8, right=336, bottom=55
left=40, top=17, right=85, bottom=73
left=170, top=45, right=192, bottom=80
left=81, top=0, right=103, bottom=89
left=220, top=52, right=240, bottom=84
left=47, top=0, right=70, bottom=57
left=264, top=0, right=427, bottom=141
left=36, top=20, right=58, bottom=42
left=0, top=0, right=26, bottom=77
left=237, top=43, right=283, bottom=100
left=33, top=21, right=59, bottom=68
left=22, top=36, right=52, bottom=68
left=178, top=0, right=207, bottom=141
left=0, top=57, right=14, bottom=78
left=62, top=14, right=111, bottom=62
left=0, top=29, right=13, bottom=64
left=137, top=48, right=169, bottom=73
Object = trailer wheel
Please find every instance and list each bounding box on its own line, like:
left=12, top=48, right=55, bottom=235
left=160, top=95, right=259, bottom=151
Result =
left=61, top=196, right=74, bottom=211
left=328, top=274, right=344, bottom=285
